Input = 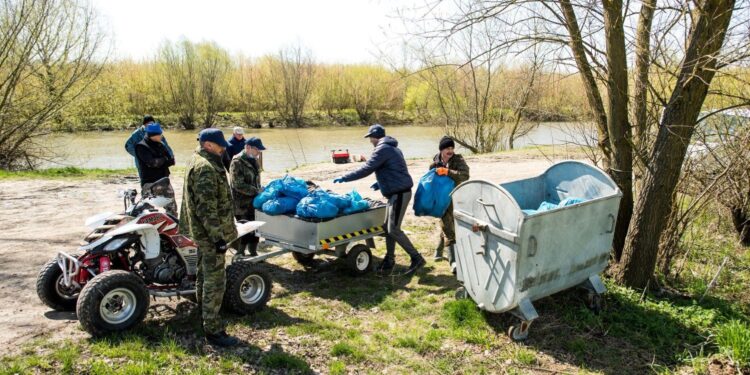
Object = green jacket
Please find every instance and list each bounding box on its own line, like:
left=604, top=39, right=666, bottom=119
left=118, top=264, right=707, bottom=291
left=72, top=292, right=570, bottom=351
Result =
left=229, top=151, right=261, bottom=217
left=179, top=146, right=238, bottom=244
left=429, top=153, right=470, bottom=185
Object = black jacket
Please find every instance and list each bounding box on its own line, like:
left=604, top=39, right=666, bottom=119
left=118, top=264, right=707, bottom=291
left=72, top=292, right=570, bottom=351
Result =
left=341, top=136, right=413, bottom=197
left=135, top=138, right=175, bottom=184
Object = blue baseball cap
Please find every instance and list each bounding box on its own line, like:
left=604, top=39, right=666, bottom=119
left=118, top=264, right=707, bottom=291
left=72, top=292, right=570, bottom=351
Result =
left=364, top=124, right=385, bottom=138
left=198, top=128, right=229, bottom=148
left=145, top=123, right=162, bottom=135
left=245, top=137, right=266, bottom=150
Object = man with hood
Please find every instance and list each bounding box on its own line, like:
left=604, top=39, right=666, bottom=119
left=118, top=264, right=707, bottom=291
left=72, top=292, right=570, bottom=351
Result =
left=334, top=124, right=426, bottom=276
left=429, top=136, right=470, bottom=268
left=125, top=115, right=173, bottom=180
left=134, top=122, right=177, bottom=217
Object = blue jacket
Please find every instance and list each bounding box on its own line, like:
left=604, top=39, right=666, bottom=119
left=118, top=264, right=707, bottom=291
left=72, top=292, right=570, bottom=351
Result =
left=125, top=126, right=173, bottom=178
left=226, top=136, right=245, bottom=158
left=341, top=136, right=413, bottom=197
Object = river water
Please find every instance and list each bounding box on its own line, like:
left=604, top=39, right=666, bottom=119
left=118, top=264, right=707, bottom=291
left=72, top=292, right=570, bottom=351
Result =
left=45, top=123, right=591, bottom=172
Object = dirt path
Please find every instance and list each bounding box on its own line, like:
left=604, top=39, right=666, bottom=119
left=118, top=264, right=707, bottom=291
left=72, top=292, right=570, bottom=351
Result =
left=0, top=151, right=577, bottom=350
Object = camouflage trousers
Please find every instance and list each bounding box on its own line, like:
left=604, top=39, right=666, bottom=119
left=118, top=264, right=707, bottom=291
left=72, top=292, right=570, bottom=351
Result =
left=196, top=241, right=226, bottom=335
left=142, top=179, right=178, bottom=218
left=440, top=203, right=456, bottom=246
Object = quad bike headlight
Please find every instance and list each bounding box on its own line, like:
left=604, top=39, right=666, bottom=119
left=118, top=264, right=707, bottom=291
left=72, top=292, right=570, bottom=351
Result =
left=103, top=237, right=131, bottom=251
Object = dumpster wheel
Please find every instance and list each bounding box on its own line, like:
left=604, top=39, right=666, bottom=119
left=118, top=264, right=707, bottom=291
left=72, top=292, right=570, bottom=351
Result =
left=346, top=244, right=372, bottom=276
left=587, top=292, right=603, bottom=315
left=507, top=321, right=532, bottom=342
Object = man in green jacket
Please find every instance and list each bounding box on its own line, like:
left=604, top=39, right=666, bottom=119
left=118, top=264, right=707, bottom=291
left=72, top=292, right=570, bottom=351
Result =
left=179, top=128, right=239, bottom=347
left=430, top=136, right=470, bottom=268
left=229, top=137, right=266, bottom=256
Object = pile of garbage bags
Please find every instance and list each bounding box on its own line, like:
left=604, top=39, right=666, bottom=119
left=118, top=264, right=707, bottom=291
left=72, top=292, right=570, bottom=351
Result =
left=522, top=197, right=586, bottom=215
left=413, top=169, right=456, bottom=218
left=253, top=175, right=372, bottom=219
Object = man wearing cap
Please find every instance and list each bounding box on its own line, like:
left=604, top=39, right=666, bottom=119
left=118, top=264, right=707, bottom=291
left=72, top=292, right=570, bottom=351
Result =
left=429, top=136, right=470, bottom=266
left=226, top=127, right=246, bottom=159
left=333, top=124, right=426, bottom=276
left=179, top=128, right=239, bottom=347
left=229, top=137, right=266, bottom=257
left=125, top=115, right=173, bottom=181
left=134, top=123, right=178, bottom=217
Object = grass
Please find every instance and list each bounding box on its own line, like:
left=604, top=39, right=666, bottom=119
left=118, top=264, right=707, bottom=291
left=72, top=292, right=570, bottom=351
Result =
left=2, top=185, right=749, bottom=373
left=0, top=166, right=134, bottom=180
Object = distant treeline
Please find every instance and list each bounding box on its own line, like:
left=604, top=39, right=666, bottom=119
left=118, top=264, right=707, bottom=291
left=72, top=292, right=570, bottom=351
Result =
left=57, top=40, right=593, bottom=132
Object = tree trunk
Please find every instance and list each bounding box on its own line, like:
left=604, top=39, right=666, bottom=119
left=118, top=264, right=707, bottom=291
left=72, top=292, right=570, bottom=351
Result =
left=559, top=0, right=611, bottom=168
left=632, top=0, right=656, bottom=195
left=730, top=205, right=750, bottom=246
left=602, top=0, right=634, bottom=261
left=614, top=0, right=735, bottom=288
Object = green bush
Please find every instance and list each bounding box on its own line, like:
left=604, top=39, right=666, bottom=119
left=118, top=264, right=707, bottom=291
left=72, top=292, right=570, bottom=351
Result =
left=715, top=320, right=750, bottom=368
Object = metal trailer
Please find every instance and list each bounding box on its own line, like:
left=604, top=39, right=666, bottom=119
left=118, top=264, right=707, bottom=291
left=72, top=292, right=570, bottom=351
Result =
left=240, top=206, right=387, bottom=275
left=451, top=160, right=622, bottom=340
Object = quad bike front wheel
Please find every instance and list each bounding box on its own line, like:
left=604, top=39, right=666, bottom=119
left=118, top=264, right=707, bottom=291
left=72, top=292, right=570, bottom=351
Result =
left=37, top=258, right=80, bottom=311
left=76, top=270, right=149, bottom=336
left=223, top=262, right=272, bottom=315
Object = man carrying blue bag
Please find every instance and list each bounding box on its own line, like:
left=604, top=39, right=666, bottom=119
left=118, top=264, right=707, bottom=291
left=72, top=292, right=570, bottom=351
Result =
left=429, top=136, right=470, bottom=264
left=333, top=124, right=426, bottom=276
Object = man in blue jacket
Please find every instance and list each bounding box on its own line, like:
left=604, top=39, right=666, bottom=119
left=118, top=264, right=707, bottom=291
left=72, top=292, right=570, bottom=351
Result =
left=334, top=124, right=426, bottom=276
left=125, top=115, right=174, bottom=180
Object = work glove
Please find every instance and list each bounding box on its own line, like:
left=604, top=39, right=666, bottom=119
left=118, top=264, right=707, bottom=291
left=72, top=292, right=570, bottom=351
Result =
left=333, top=177, right=345, bottom=184
left=215, top=239, right=228, bottom=254
left=370, top=182, right=380, bottom=191
left=436, top=167, right=449, bottom=176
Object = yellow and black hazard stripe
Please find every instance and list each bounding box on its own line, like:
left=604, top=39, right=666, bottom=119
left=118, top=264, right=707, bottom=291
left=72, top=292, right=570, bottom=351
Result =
left=320, top=225, right=384, bottom=247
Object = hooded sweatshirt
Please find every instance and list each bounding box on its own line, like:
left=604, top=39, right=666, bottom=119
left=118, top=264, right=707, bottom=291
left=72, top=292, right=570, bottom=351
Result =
left=340, top=136, right=413, bottom=197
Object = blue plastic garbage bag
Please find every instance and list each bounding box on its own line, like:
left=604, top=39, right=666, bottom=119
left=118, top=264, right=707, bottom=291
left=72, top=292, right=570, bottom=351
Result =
left=277, top=175, right=309, bottom=200
left=262, top=196, right=299, bottom=215
left=296, top=190, right=340, bottom=219
left=343, top=190, right=369, bottom=215
left=559, top=197, right=584, bottom=207
left=328, top=192, right=353, bottom=209
left=532, top=197, right=586, bottom=214
left=413, top=169, right=456, bottom=217
left=253, top=189, right=279, bottom=209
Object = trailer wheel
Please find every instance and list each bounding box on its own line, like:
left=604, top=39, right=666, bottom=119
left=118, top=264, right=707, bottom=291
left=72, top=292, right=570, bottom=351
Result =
left=292, top=252, right=316, bottom=267
left=224, top=262, right=271, bottom=315
left=346, top=244, right=372, bottom=276
left=454, top=286, right=468, bottom=300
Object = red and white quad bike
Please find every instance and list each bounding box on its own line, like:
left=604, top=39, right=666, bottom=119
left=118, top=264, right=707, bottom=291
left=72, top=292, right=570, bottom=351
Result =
left=36, top=178, right=271, bottom=336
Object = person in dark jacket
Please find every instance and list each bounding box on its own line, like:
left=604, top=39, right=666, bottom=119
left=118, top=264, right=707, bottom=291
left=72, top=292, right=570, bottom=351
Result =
left=334, top=124, right=426, bottom=276
left=229, top=137, right=265, bottom=256
left=429, top=136, right=470, bottom=266
left=125, top=115, right=173, bottom=180
left=226, top=127, right=246, bottom=159
left=135, top=123, right=177, bottom=217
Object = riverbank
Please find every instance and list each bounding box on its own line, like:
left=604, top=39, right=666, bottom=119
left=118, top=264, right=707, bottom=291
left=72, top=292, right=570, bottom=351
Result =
left=1, top=150, right=747, bottom=374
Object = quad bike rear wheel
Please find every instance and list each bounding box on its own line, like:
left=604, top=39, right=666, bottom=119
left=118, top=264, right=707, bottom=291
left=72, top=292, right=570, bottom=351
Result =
left=37, top=258, right=80, bottom=311
left=76, top=270, right=149, bottom=336
left=223, top=262, right=272, bottom=315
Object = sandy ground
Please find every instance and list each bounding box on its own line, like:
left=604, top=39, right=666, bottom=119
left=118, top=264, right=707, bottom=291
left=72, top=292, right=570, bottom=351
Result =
left=0, top=151, right=578, bottom=350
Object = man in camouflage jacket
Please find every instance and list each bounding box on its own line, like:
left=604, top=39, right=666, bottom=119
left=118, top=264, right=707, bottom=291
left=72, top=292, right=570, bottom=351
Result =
left=429, top=136, right=470, bottom=266
left=179, top=128, right=239, bottom=347
left=229, top=137, right=266, bottom=256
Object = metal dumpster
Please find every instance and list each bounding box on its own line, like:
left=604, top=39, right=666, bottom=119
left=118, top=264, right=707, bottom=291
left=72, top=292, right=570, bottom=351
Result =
left=451, top=160, right=622, bottom=340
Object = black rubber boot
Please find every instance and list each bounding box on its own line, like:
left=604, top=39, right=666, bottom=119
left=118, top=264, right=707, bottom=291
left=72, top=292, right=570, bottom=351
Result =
left=206, top=331, right=240, bottom=347
left=404, top=255, right=426, bottom=276
left=433, top=238, right=446, bottom=261
left=247, top=242, right=258, bottom=257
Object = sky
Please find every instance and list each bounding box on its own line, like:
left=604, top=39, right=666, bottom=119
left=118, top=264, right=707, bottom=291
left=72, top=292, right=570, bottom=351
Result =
left=91, top=0, right=404, bottom=64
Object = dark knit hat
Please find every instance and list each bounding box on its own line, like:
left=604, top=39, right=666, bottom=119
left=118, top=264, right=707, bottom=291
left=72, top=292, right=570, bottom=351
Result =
left=439, top=136, right=455, bottom=151
left=143, top=115, right=155, bottom=125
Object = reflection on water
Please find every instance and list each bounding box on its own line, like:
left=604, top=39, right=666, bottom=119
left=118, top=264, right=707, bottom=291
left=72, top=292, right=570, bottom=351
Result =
left=44, top=123, right=592, bottom=172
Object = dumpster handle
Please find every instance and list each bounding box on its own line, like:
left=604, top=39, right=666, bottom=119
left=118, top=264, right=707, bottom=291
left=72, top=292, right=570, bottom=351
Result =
left=605, top=214, right=615, bottom=233
left=528, top=236, right=537, bottom=257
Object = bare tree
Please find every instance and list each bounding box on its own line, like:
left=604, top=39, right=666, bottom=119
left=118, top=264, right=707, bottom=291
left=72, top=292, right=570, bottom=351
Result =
left=197, top=41, right=231, bottom=128
left=261, top=44, right=315, bottom=128
left=158, top=39, right=199, bottom=129
left=0, top=0, right=106, bottom=170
